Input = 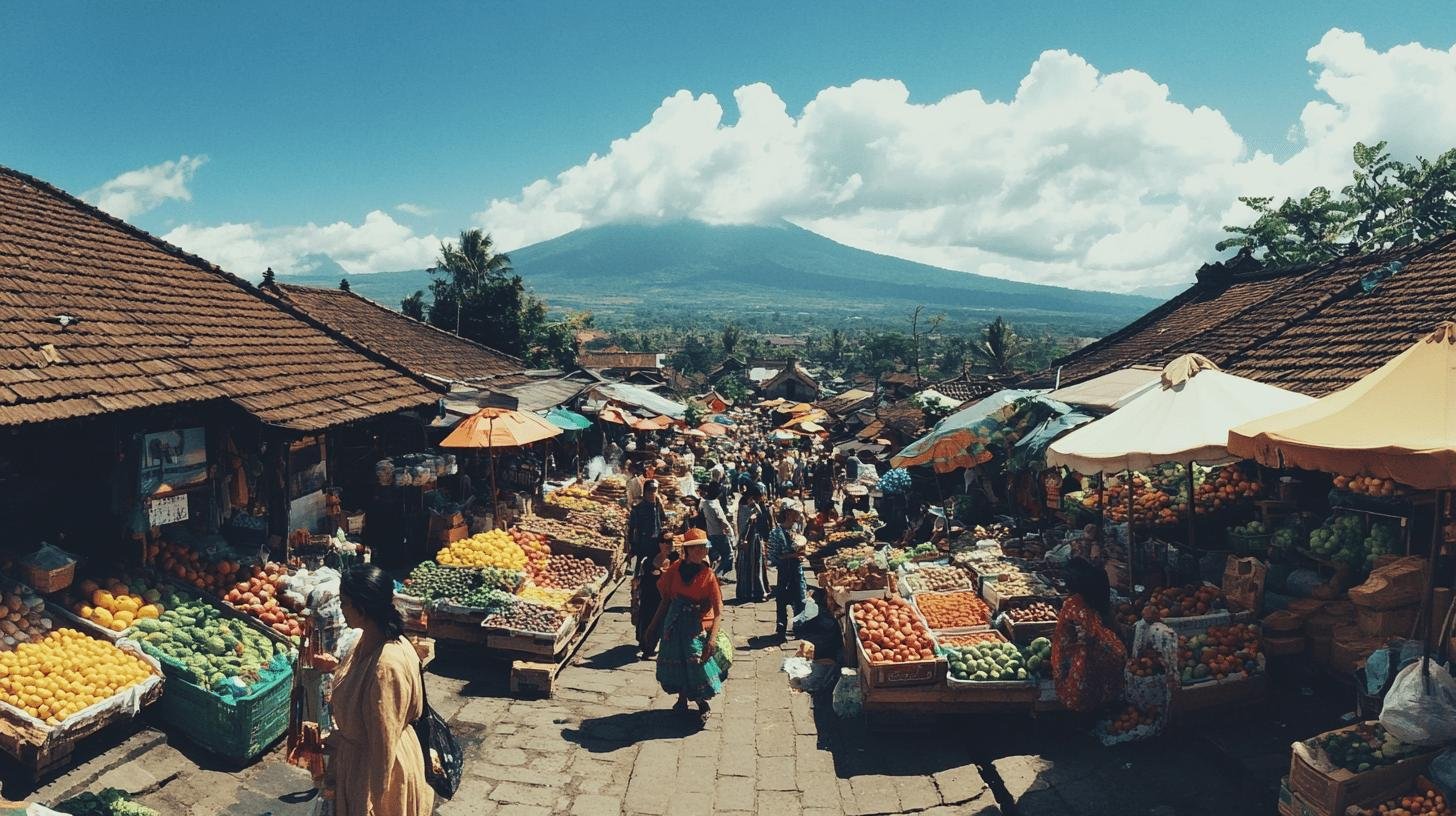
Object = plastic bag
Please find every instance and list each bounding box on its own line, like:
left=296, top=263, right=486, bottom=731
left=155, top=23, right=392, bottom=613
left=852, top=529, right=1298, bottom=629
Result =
left=1367, top=639, right=1425, bottom=695
left=1427, top=749, right=1456, bottom=801
left=831, top=670, right=863, bottom=718
left=792, top=598, right=820, bottom=629
left=1380, top=658, right=1456, bottom=746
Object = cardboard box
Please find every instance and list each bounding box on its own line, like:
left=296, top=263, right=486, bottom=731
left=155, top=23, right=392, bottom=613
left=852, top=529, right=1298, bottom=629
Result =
left=1288, top=723, right=1438, bottom=815
left=1223, top=556, right=1268, bottom=616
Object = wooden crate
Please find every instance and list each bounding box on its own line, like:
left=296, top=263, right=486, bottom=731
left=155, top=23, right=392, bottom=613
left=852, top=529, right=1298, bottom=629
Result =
left=1174, top=673, right=1267, bottom=715
left=1288, top=723, right=1438, bottom=815
left=852, top=617, right=945, bottom=689
left=510, top=660, right=555, bottom=697
left=427, top=607, right=490, bottom=645
left=484, top=614, right=577, bottom=656
left=21, top=559, right=75, bottom=594
left=998, top=616, right=1057, bottom=645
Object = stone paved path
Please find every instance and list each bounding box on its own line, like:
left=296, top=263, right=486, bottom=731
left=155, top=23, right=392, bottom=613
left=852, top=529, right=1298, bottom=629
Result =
left=16, top=577, right=1285, bottom=815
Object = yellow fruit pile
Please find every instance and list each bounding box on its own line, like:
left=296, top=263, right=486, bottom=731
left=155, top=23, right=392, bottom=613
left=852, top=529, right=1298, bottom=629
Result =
left=0, top=629, right=154, bottom=725
left=437, top=530, right=526, bottom=570
left=518, top=586, right=575, bottom=609
left=73, top=584, right=163, bottom=633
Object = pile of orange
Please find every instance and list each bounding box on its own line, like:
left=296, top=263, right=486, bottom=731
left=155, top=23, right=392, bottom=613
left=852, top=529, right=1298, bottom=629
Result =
left=914, top=590, right=991, bottom=630
left=852, top=598, right=934, bottom=664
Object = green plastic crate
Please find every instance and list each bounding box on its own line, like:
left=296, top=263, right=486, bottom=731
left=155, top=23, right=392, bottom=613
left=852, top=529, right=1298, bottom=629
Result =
left=154, top=660, right=293, bottom=763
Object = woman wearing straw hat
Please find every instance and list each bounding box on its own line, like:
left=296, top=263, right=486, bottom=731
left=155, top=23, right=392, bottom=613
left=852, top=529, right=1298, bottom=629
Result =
left=644, top=528, right=730, bottom=724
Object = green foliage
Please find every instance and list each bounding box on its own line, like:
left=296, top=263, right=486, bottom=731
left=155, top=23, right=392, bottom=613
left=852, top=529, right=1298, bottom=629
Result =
left=422, top=229, right=556, bottom=358
left=400, top=290, right=425, bottom=320
left=683, top=403, right=706, bottom=428
left=669, top=334, right=718, bottom=374
left=716, top=376, right=749, bottom=404
left=1218, top=141, right=1456, bottom=266
left=969, top=317, right=1023, bottom=375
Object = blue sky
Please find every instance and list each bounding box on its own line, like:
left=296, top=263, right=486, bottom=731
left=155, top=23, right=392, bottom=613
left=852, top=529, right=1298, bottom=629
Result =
left=3, top=2, right=1456, bottom=290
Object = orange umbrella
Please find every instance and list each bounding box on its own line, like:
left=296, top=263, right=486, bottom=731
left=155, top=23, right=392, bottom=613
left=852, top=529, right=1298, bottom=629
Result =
left=699, top=422, right=729, bottom=437
left=597, top=405, right=632, bottom=425
left=440, top=406, right=563, bottom=449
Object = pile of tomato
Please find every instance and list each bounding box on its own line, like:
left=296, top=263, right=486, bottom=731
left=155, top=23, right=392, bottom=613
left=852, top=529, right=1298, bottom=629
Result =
left=852, top=598, right=934, bottom=664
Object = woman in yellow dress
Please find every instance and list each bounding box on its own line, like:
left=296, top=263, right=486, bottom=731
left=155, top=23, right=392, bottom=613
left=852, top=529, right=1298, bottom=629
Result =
left=326, top=565, right=434, bottom=816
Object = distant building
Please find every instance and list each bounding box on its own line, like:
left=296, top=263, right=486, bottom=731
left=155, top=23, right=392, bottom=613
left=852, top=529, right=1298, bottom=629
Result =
left=764, top=335, right=807, bottom=351
left=759, top=360, right=820, bottom=402
left=578, top=351, right=665, bottom=385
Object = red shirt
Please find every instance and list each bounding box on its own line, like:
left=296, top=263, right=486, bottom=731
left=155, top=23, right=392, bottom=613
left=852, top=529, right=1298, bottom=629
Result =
left=657, top=561, right=722, bottom=625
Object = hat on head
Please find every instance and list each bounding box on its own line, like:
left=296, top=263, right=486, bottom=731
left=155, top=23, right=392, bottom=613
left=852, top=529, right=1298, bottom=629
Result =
left=643, top=479, right=658, bottom=490
left=675, top=528, right=710, bottom=549
left=779, top=498, right=803, bottom=514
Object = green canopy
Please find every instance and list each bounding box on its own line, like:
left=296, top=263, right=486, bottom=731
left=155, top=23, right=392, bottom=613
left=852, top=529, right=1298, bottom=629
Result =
left=544, top=407, right=592, bottom=431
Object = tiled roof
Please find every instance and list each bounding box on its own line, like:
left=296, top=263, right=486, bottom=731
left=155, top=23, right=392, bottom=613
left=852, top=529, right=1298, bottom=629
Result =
left=763, top=361, right=818, bottom=391
left=817, top=388, right=876, bottom=417
left=269, top=284, right=523, bottom=384
left=876, top=402, right=927, bottom=440
left=579, top=351, right=661, bottom=370
left=1045, top=237, right=1456, bottom=397
left=879, top=372, right=919, bottom=386
left=930, top=373, right=1009, bottom=403
left=0, top=166, right=439, bottom=430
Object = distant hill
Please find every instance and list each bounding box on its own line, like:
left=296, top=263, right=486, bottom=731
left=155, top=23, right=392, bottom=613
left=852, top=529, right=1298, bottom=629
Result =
left=283, top=220, right=1162, bottom=332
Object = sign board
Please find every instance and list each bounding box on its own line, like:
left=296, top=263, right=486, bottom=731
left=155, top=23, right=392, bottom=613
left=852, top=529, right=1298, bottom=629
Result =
left=148, top=493, right=190, bottom=527
left=139, top=427, right=208, bottom=496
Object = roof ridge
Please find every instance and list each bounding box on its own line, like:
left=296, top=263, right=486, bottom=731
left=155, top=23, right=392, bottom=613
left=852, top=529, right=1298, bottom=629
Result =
left=0, top=164, right=445, bottom=413
left=275, top=282, right=525, bottom=367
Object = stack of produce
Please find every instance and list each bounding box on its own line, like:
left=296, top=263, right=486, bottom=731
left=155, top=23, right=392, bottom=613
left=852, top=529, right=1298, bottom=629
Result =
left=1126, top=646, right=1167, bottom=678
left=1024, top=636, right=1051, bottom=676
left=509, top=529, right=552, bottom=577
left=987, top=573, right=1056, bottom=601
left=436, top=530, right=527, bottom=570
left=1354, top=788, right=1448, bottom=816
left=133, top=593, right=290, bottom=692
left=0, top=629, right=154, bottom=725
left=404, top=561, right=480, bottom=603
left=1307, top=515, right=1396, bottom=569
left=545, top=492, right=602, bottom=513
left=821, top=547, right=888, bottom=592
left=1, top=585, right=55, bottom=649
left=518, top=586, right=577, bottom=609
left=936, top=631, right=1007, bottom=647
left=517, top=518, right=608, bottom=550
left=66, top=577, right=163, bottom=634
left=1104, top=704, right=1162, bottom=736
left=1177, top=623, right=1261, bottom=683
left=452, top=586, right=517, bottom=614
left=1308, top=723, right=1421, bottom=772
left=533, top=555, right=607, bottom=590
left=902, top=566, right=970, bottom=594
left=592, top=476, right=627, bottom=503
left=482, top=600, right=567, bottom=635
left=915, top=591, right=991, bottom=630
left=1004, top=602, right=1058, bottom=624
left=154, top=539, right=242, bottom=595
left=1335, top=474, right=1408, bottom=498
left=1117, top=584, right=1225, bottom=625
left=942, top=640, right=1029, bottom=682
left=220, top=564, right=304, bottom=639
left=852, top=597, right=934, bottom=664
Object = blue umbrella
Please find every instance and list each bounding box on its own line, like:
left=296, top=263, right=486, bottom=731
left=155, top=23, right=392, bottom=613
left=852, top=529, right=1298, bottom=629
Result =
left=711, top=414, right=736, bottom=426
left=544, top=407, right=592, bottom=431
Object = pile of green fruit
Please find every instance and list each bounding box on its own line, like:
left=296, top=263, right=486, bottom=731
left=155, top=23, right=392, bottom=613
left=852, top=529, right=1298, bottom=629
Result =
left=133, top=594, right=289, bottom=691
left=405, top=561, right=481, bottom=602
left=943, top=641, right=1030, bottom=683
left=1024, top=637, right=1051, bottom=677
left=1310, top=724, right=1421, bottom=773
left=1362, top=523, right=1397, bottom=568
left=55, top=788, right=158, bottom=816
left=1229, top=520, right=1268, bottom=538
left=1272, top=525, right=1301, bottom=551
left=452, top=586, right=517, bottom=613
left=1308, top=516, right=1365, bottom=566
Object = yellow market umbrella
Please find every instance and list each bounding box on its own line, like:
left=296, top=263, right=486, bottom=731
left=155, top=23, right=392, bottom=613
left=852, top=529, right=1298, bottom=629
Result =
left=440, top=406, right=563, bottom=449
left=1228, top=322, right=1456, bottom=490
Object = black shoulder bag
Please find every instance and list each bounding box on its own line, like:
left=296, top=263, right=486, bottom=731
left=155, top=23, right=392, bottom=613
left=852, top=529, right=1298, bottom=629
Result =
left=414, top=664, right=463, bottom=799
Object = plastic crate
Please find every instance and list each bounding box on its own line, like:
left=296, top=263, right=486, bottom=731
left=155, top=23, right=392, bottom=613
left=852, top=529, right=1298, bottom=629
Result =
left=154, top=659, right=293, bottom=763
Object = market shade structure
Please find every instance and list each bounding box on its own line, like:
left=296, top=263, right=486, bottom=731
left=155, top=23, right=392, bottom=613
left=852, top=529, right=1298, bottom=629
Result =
left=544, top=407, right=592, bottom=431
left=756, top=398, right=786, bottom=408
left=892, top=389, right=1042, bottom=473
left=699, top=422, right=729, bottom=437
left=1046, top=365, right=1162, bottom=413
left=440, top=406, right=564, bottom=449
left=1046, top=354, right=1315, bottom=474
left=1227, top=322, right=1456, bottom=490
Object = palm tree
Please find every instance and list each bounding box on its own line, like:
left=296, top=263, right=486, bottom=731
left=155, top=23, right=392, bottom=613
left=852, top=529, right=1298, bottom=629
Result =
left=970, top=317, right=1023, bottom=375
left=720, top=322, right=741, bottom=359
left=434, top=229, right=512, bottom=335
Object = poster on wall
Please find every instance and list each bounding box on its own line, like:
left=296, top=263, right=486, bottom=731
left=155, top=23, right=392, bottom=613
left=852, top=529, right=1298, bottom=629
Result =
left=139, top=427, right=208, bottom=496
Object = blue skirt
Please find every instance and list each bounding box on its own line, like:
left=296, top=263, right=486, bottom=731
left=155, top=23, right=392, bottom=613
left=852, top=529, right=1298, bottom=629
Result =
left=655, top=599, right=730, bottom=700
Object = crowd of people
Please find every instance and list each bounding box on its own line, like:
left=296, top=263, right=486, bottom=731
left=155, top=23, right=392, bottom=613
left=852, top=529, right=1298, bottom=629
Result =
left=619, top=406, right=885, bottom=725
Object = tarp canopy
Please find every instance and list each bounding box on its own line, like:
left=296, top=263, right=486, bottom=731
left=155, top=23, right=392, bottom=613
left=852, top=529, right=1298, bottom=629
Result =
left=1047, top=354, right=1314, bottom=473
left=544, top=407, right=592, bottom=431
left=891, top=389, right=1041, bottom=473
left=440, top=406, right=563, bottom=449
left=1008, top=408, right=1096, bottom=472
left=913, top=388, right=963, bottom=412
left=588, top=382, right=686, bottom=419
left=1228, top=322, right=1456, bottom=490
left=1047, top=365, right=1161, bottom=413
left=699, top=422, right=729, bottom=437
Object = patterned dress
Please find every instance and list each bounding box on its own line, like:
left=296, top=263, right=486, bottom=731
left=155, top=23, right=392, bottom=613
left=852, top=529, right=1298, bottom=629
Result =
left=1051, top=594, right=1127, bottom=712
left=655, top=562, right=730, bottom=700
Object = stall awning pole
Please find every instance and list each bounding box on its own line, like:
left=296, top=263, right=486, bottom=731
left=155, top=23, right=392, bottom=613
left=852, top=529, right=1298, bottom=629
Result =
left=1126, top=469, right=1135, bottom=592
left=1186, top=461, right=1197, bottom=554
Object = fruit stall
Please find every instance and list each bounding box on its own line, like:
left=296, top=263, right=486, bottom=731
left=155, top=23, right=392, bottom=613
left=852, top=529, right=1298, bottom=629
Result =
left=402, top=476, right=629, bottom=697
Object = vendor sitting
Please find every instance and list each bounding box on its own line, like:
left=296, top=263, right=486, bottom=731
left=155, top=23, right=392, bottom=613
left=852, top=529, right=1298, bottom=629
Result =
left=794, top=586, right=841, bottom=664
left=1052, top=557, right=1127, bottom=713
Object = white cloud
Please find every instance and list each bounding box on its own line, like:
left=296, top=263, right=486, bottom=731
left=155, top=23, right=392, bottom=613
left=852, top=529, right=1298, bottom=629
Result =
left=395, top=202, right=435, bottom=217
left=83, top=155, right=207, bottom=220
left=477, top=30, right=1456, bottom=292
left=163, top=210, right=441, bottom=280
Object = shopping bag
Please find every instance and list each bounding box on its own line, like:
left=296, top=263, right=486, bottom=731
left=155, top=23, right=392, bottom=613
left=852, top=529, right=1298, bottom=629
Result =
left=1380, top=657, right=1456, bottom=747
left=414, top=666, right=464, bottom=799
left=713, top=630, right=735, bottom=669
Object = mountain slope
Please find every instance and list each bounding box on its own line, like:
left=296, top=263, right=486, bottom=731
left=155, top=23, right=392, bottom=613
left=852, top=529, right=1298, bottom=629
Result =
left=286, top=220, right=1162, bottom=331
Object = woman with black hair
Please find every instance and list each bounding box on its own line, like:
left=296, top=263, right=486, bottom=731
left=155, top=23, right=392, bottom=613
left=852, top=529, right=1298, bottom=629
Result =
left=1051, top=557, right=1127, bottom=713
left=326, top=565, right=434, bottom=816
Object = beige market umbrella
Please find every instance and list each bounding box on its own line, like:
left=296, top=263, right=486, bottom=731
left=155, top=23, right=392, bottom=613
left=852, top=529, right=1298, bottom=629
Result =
left=440, top=406, right=563, bottom=449
left=1228, top=322, right=1456, bottom=490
